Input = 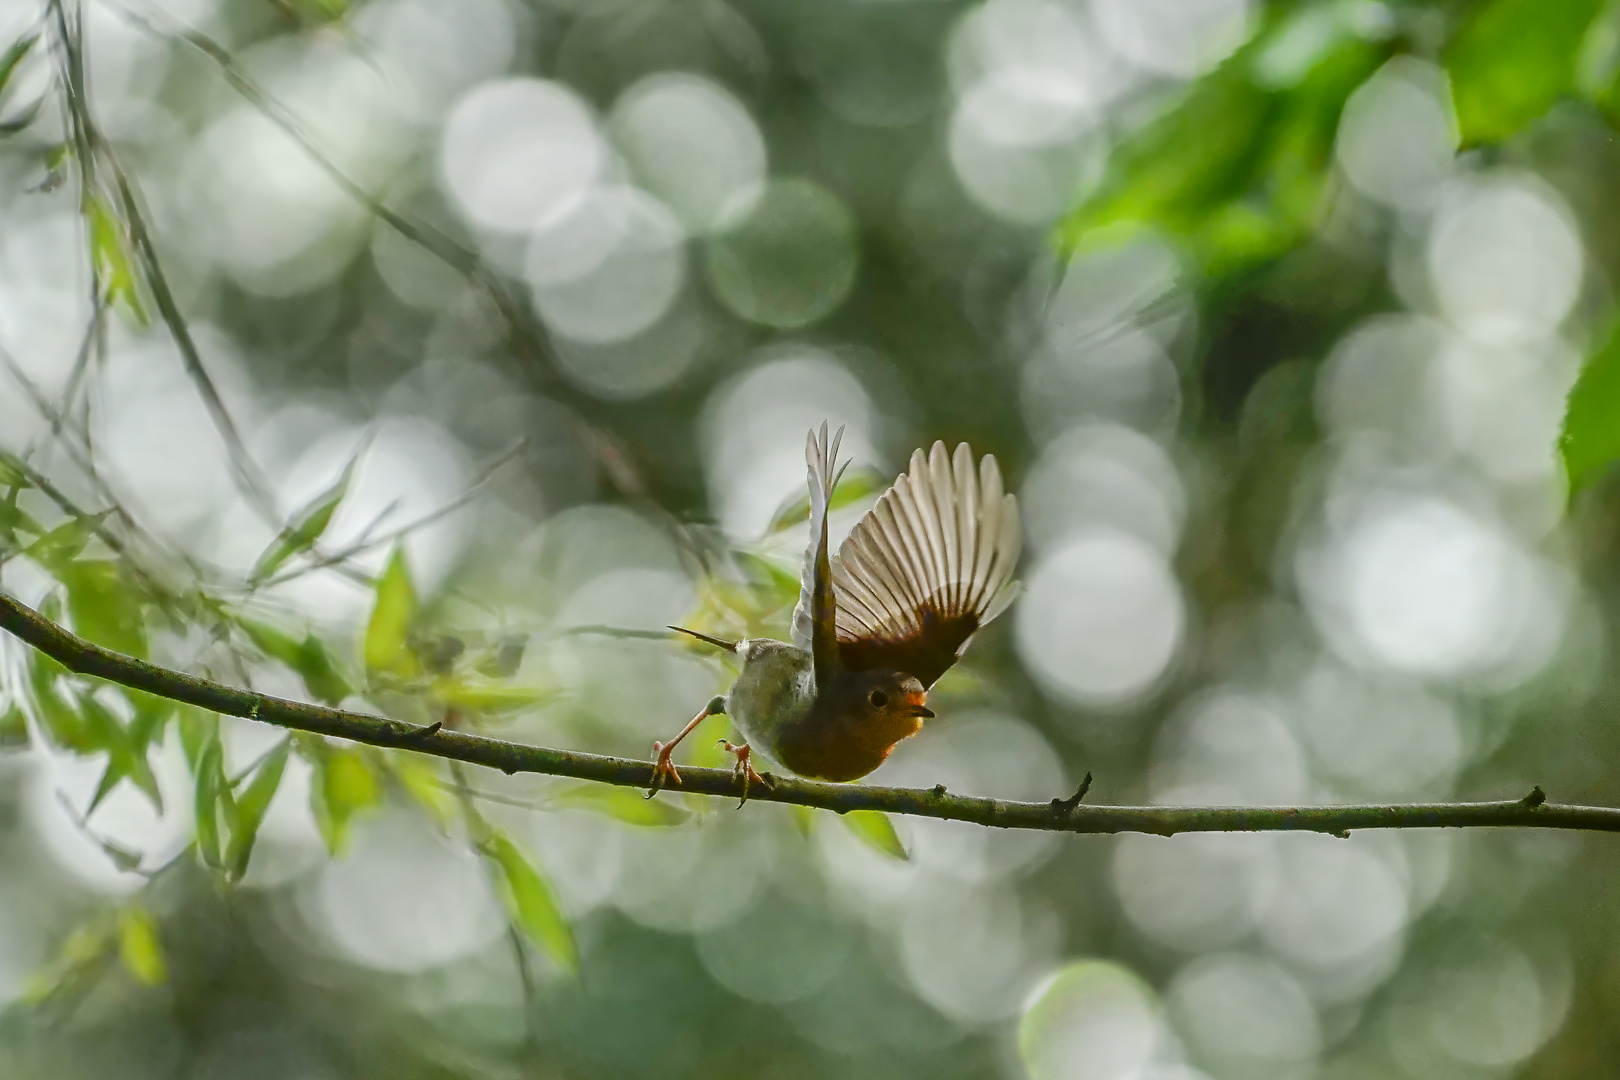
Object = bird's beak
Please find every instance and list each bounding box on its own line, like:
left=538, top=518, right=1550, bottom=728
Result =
left=915, top=705, right=935, bottom=719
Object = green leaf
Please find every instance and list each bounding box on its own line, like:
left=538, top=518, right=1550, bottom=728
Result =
left=788, top=802, right=814, bottom=839
left=29, top=653, right=90, bottom=752
left=0, top=698, right=26, bottom=749
left=389, top=754, right=455, bottom=828
left=766, top=465, right=888, bottom=533
left=1446, top=0, right=1605, bottom=145
left=1058, top=21, right=1387, bottom=278
left=0, top=32, right=37, bottom=98
left=59, top=560, right=147, bottom=658
left=82, top=693, right=162, bottom=813
left=1561, top=320, right=1620, bottom=492
left=24, top=512, right=111, bottom=571
left=364, top=547, right=419, bottom=679
left=227, top=738, right=290, bottom=879
left=0, top=448, right=30, bottom=488
left=431, top=680, right=553, bottom=714
left=192, top=735, right=228, bottom=869
left=86, top=194, right=148, bottom=326
left=734, top=550, right=802, bottom=609
left=485, top=830, right=577, bottom=973
left=116, top=907, right=167, bottom=987
left=250, top=455, right=361, bottom=582
left=176, top=706, right=217, bottom=772
left=238, top=619, right=353, bottom=705
left=23, top=920, right=115, bottom=1007
left=307, top=742, right=381, bottom=854
left=292, top=635, right=352, bottom=705
left=550, top=782, right=690, bottom=826
left=840, top=809, right=908, bottom=860
left=0, top=95, right=41, bottom=137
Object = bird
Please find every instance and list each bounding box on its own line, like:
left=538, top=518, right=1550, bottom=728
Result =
left=649, top=422, right=1022, bottom=798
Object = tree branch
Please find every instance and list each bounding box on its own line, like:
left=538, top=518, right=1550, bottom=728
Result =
left=2, top=589, right=1616, bottom=836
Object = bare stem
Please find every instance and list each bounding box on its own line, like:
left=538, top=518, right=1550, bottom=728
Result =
left=2, top=589, right=1614, bottom=837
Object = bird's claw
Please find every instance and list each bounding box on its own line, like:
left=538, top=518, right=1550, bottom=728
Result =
left=647, top=740, right=682, bottom=798
left=718, top=739, right=768, bottom=807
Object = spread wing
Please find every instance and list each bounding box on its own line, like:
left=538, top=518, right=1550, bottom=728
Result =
left=831, top=441, right=1021, bottom=688
left=791, top=422, right=847, bottom=688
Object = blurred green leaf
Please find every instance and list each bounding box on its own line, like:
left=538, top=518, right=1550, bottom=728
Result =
left=365, top=547, right=419, bottom=679
left=0, top=697, right=26, bottom=748
left=0, top=33, right=36, bottom=99
left=766, top=465, right=887, bottom=533
left=550, top=782, right=690, bottom=826
left=86, top=193, right=148, bottom=326
left=177, top=706, right=216, bottom=772
left=840, top=809, right=908, bottom=860
left=733, top=550, right=802, bottom=611
left=83, top=693, right=162, bottom=813
left=1446, top=0, right=1604, bottom=144
left=239, top=619, right=353, bottom=705
left=1058, top=21, right=1387, bottom=277
left=59, top=560, right=147, bottom=659
left=431, top=680, right=554, bottom=714
left=307, top=741, right=381, bottom=854
left=0, top=448, right=29, bottom=489
left=1561, top=320, right=1620, bottom=492
left=788, top=802, right=814, bottom=839
left=485, top=829, right=577, bottom=973
left=23, top=920, right=114, bottom=1008
left=227, top=738, right=289, bottom=879
left=250, top=455, right=361, bottom=582
left=292, top=635, right=352, bottom=705
left=24, top=511, right=111, bottom=571
left=29, top=652, right=91, bottom=752
left=192, top=734, right=231, bottom=870
left=0, top=473, right=40, bottom=552
left=389, top=754, right=455, bottom=828
left=0, top=95, right=41, bottom=137
left=116, top=907, right=166, bottom=987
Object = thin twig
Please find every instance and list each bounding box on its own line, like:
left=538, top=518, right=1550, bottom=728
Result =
left=254, top=439, right=527, bottom=590
left=2, top=589, right=1616, bottom=837
left=47, top=0, right=284, bottom=531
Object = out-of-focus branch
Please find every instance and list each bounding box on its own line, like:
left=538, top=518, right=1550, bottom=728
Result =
left=2, top=589, right=1614, bottom=836
left=47, top=0, right=285, bottom=530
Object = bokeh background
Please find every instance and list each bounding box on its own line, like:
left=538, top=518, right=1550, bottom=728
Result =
left=5, top=0, right=1620, bottom=1077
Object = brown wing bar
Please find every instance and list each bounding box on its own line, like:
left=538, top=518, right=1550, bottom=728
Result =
left=830, top=440, right=1021, bottom=688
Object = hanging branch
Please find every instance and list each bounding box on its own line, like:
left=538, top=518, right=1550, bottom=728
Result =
left=1, top=589, right=1615, bottom=837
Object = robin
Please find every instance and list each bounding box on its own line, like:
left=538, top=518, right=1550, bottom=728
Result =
left=650, top=422, right=1021, bottom=797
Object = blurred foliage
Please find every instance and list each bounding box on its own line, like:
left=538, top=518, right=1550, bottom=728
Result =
left=4, top=0, right=1620, bottom=1079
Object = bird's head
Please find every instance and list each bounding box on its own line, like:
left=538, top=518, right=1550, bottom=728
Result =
left=849, top=671, right=933, bottom=728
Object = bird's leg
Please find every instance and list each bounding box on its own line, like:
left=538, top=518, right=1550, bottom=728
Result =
left=716, top=740, right=768, bottom=807
left=647, top=695, right=726, bottom=797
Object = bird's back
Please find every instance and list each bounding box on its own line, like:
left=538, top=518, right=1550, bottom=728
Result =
left=725, top=638, right=815, bottom=760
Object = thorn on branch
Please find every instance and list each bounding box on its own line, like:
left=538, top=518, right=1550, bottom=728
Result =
left=395, top=720, right=442, bottom=747
left=1522, top=785, right=1546, bottom=808
left=1051, top=772, right=1093, bottom=814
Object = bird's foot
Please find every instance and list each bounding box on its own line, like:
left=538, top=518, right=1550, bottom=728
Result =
left=718, top=740, right=768, bottom=807
left=647, top=740, right=682, bottom=797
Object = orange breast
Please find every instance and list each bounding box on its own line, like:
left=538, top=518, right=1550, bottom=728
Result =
left=773, top=702, right=925, bottom=783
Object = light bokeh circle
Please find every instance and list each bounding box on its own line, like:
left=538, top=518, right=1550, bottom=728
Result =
left=1017, top=529, right=1185, bottom=707
left=440, top=78, right=603, bottom=233
left=704, top=178, right=859, bottom=329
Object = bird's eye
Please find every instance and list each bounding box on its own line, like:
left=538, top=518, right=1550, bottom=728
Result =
left=869, top=690, right=888, bottom=708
